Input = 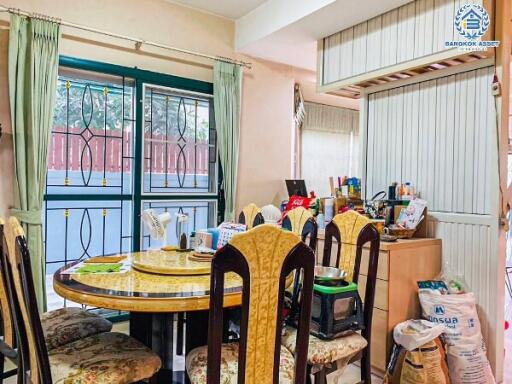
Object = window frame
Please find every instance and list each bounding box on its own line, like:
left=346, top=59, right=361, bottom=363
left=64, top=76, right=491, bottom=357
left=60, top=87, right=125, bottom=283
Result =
left=141, top=83, right=217, bottom=197
left=46, top=55, right=218, bottom=255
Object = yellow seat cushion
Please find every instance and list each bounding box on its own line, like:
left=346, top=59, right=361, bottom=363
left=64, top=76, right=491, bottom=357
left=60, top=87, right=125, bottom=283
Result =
left=42, top=307, right=112, bottom=350
left=49, top=332, right=161, bottom=384
left=186, top=342, right=295, bottom=383
left=282, top=327, right=367, bottom=367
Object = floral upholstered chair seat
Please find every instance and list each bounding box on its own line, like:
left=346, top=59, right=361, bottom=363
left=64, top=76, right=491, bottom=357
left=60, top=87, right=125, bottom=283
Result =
left=282, top=327, right=367, bottom=371
left=186, top=342, right=296, bottom=384
left=49, top=332, right=161, bottom=384
left=41, top=307, right=113, bottom=350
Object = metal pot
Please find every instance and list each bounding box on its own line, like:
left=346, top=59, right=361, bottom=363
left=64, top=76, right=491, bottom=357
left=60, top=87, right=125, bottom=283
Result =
left=314, top=266, right=347, bottom=282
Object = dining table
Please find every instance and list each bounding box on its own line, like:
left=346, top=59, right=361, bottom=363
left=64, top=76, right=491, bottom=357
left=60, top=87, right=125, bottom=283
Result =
left=53, top=249, right=244, bottom=383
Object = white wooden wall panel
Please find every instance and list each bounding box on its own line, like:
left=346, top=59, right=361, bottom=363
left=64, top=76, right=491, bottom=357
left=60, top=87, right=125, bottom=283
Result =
left=366, top=67, right=495, bottom=215
left=366, top=17, right=382, bottom=73
left=321, top=0, right=483, bottom=86
left=426, top=214, right=496, bottom=346
left=351, top=23, right=368, bottom=77
left=364, top=66, right=501, bottom=375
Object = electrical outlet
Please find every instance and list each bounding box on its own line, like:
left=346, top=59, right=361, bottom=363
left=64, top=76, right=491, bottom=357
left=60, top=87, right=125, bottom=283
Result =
left=492, top=79, right=501, bottom=96
left=491, top=75, right=501, bottom=96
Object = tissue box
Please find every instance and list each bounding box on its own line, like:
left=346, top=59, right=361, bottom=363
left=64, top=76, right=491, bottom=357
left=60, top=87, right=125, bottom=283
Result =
left=195, top=231, right=212, bottom=249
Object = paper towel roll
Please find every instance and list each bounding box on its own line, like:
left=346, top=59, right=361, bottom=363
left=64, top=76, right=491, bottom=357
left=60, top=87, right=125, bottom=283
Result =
left=324, top=198, right=334, bottom=222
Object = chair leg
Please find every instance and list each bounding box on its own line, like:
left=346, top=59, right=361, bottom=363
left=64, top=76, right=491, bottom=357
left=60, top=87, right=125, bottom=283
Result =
left=314, top=368, right=327, bottom=384
left=306, top=365, right=312, bottom=384
left=0, top=354, right=4, bottom=384
left=361, top=348, right=372, bottom=384
left=176, top=312, right=184, bottom=356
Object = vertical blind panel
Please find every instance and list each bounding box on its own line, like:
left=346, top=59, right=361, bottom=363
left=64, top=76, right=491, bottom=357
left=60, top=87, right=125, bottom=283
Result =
left=301, top=131, right=359, bottom=197
left=301, top=103, right=359, bottom=197
left=366, top=66, right=496, bottom=215
left=321, top=0, right=483, bottom=85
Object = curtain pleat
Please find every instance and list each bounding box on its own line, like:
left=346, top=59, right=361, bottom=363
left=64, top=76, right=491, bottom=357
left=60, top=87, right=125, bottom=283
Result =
left=8, top=14, right=61, bottom=312
left=213, top=61, right=242, bottom=222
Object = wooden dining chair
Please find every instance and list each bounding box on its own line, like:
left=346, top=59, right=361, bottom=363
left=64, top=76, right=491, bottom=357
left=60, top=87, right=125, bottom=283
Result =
left=1, top=218, right=113, bottom=346
left=186, top=224, right=316, bottom=384
left=281, top=207, right=318, bottom=252
left=0, top=220, right=19, bottom=383
left=4, top=217, right=162, bottom=384
left=282, top=211, right=380, bottom=384
left=238, top=203, right=265, bottom=229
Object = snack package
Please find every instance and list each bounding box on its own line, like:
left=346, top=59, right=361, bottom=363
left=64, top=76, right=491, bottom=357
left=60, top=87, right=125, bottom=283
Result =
left=384, top=320, right=450, bottom=384
left=417, top=280, right=449, bottom=295
left=217, top=222, right=246, bottom=249
left=285, top=195, right=312, bottom=212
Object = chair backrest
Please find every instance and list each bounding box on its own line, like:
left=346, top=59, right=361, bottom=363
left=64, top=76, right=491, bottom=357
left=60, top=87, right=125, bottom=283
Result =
left=238, top=203, right=264, bottom=229
left=281, top=207, right=318, bottom=252
left=322, top=210, right=371, bottom=280
left=322, top=211, right=380, bottom=345
left=5, top=217, right=51, bottom=384
left=0, top=219, right=14, bottom=347
left=207, top=225, right=315, bottom=384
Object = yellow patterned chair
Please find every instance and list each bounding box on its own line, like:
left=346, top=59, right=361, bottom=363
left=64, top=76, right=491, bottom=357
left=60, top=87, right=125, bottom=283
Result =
left=282, top=211, right=380, bottom=384
left=0, top=219, right=115, bottom=382
left=186, top=224, right=316, bottom=384
left=281, top=207, right=318, bottom=252
left=4, top=217, right=161, bottom=383
left=238, top=203, right=264, bottom=229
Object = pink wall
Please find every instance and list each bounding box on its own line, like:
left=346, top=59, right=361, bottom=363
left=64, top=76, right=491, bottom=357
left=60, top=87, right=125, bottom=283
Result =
left=0, top=0, right=359, bottom=218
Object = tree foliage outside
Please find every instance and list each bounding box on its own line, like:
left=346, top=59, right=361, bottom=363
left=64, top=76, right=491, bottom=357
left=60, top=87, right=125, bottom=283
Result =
left=53, top=77, right=210, bottom=142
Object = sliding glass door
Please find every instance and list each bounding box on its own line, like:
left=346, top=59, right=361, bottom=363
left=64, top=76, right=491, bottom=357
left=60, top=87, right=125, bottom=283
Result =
left=44, top=57, right=217, bottom=310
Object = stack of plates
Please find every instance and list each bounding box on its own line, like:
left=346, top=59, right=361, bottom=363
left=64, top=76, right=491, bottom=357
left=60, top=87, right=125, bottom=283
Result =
left=188, top=250, right=215, bottom=262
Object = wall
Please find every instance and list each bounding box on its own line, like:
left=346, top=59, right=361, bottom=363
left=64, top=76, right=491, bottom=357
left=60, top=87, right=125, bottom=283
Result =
left=0, top=0, right=357, bottom=219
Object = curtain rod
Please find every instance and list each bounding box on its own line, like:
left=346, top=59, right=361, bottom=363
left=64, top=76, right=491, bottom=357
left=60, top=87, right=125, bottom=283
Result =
left=0, top=4, right=252, bottom=69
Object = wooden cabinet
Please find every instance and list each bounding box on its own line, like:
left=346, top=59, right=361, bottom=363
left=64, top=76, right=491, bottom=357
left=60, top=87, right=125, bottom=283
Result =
left=315, top=234, right=442, bottom=373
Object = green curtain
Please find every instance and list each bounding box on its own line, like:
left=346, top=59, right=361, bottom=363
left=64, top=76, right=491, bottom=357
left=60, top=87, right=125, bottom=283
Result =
left=9, top=14, right=61, bottom=312
left=213, top=61, right=242, bottom=222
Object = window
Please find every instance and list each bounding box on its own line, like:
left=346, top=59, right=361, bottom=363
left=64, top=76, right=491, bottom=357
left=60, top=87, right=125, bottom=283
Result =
left=300, top=102, right=359, bottom=197
left=44, top=58, right=217, bottom=310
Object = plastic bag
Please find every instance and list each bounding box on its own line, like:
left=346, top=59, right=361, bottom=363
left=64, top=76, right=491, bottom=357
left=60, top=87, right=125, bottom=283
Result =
left=384, top=320, right=450, bottom=384
left=393, top=319, right=446, bottom=351
left=436, top=262, right=469, bottom=294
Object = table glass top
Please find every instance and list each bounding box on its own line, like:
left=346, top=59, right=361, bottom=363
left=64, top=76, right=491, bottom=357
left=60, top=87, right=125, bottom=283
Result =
left=131, top=250, right=211, bottom=275
left=54, top=251, right=242, bottom=299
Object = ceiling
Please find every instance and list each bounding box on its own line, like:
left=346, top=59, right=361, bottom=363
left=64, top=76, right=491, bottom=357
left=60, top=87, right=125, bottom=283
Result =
left=167, top=0, right=413, bottom=71
left=166, top=0, right=267, bottom=19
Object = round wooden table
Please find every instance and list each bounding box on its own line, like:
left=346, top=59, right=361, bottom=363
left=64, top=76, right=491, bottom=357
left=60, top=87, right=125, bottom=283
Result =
left=53, top=250, right=243, bottom=383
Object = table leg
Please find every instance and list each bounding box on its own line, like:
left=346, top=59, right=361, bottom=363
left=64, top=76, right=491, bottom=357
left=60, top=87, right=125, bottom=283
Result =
left=185, top=310, right=209, bottom=354
left=130, top=312, right=176, bottom=383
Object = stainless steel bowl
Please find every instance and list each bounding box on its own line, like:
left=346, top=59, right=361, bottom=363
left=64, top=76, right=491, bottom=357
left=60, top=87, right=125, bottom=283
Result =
left=314, top=266, right=347, bottom=281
